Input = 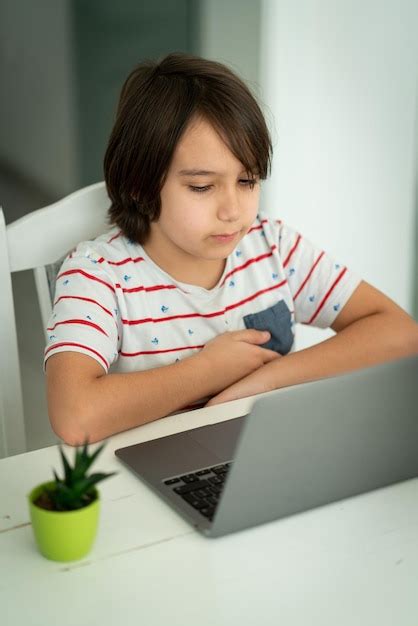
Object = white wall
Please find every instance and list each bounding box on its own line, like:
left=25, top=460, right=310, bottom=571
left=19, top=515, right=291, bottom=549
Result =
left=259, top=0, right=418, bottom=348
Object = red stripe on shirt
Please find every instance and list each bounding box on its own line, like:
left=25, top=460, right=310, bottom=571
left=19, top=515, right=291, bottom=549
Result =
left=307, top=267, right=348, bottom=324
left=293, top=251, right=325, bottom=301
left=54, top=295, right=114, bottom=317
left=121, top=279, right=288, bottom=326
left=283, top=233, right=302, bottom=268
left=220, top=245, right=277, bottom=285
left=120, top=344, right=204, bottom=357
left=57, top=269, right=116, bottom=293
left=98, top=256, right=145, bottom=266
left=121, top=284, right=178, bottom=294
left=107, top=231, right=122, bottom=244
left=123, top=312, right=205, bottom=325
left=47, top=319, right=108, bottom=336
left=225, top=280, right=287, bottom=312
left=45, top=342, right=109, bottom=369
left=247, top=219, right=268, bottom=234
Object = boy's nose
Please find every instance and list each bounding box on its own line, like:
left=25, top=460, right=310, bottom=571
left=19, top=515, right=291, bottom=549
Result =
left=216, top=190, right=240, bottom=222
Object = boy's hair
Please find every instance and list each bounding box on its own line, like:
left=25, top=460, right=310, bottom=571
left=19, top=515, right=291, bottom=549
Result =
left=104, top=52, right=272, bottom=243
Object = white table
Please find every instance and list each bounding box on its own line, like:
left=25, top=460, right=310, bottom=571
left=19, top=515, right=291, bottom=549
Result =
left=1, top=397, right=418, bottom=626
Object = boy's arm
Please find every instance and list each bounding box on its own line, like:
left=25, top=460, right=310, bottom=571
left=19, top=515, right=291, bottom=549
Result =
left=206, top=281, right=418, bottom=406
left=46, top=329, right=278, bottom=445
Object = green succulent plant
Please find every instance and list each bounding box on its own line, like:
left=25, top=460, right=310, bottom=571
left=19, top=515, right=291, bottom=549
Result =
left=42, top=439, right=117, bottom=511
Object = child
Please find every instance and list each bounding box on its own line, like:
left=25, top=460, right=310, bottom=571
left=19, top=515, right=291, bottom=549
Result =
left=45, top=52, right=418, bottom=445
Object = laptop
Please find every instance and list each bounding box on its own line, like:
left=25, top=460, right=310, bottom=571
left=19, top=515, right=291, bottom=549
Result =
left=115, top=355, right=418, bottom=538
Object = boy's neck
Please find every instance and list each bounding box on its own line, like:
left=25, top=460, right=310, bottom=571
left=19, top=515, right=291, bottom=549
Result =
left=142, top=241, right=227, bottom=290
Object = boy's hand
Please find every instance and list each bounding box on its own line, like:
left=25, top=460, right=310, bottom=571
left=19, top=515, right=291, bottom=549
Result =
left=205, top=352, right=283, bottom=406
left=195, top=329, right=280, bottom=395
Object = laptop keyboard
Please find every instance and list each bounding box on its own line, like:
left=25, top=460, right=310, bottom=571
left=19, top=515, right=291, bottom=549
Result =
left=163, top=461, right=233, bottom=522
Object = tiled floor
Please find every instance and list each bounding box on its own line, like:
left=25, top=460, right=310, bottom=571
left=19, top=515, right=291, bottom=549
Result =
left=1, top=168, right=60, bottom=452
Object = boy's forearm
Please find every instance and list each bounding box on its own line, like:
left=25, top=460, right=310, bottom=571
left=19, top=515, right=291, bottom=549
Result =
left=61, top=354, right=216, bottom=445
left=212, top=312, right=418, bottom=402
left=268, top=312, right=418, bottom=388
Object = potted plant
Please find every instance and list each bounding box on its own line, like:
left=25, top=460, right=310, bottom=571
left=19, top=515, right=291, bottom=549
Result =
left=27, top=439, right=116, bottom=562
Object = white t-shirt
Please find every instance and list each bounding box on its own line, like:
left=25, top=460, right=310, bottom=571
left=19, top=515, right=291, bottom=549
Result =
left=44, top=212, right=362, bottom=377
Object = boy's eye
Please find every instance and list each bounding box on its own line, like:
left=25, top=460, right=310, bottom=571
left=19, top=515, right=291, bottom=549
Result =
left=240, top=178, right=258, bottom=188
left=189, top=179, right=258, bottom=193
left=189, top=185, right=211, bottom=193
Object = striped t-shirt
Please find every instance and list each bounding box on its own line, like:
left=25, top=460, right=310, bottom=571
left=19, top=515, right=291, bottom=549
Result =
left=44, top=212, right=361, bottom=375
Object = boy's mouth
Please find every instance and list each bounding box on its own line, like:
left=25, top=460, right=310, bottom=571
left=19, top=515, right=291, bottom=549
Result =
left=211, top=231, right=239, bottom=243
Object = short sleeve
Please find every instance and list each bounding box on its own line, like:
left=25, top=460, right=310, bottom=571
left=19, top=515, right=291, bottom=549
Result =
left=277, top=221, right=362, bottom=328
left=44, top=245, right=122, bottom=372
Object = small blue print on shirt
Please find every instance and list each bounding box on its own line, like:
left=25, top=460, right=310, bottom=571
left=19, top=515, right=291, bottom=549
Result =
left=161, top=305, right=169, bottom=313
left=235, top=249, right=242, bottom=257
left=333, top=304, right=341, bottom=311
left=188, top=329, right=194, bottom=335
left=309, top=295, right=316, bottom=302
left=289, top=268, right=296, bottom=276
left=335, top=264, right=341, bottom=269
left=63, top=279, right=70, bottom=285
left=229, top=280, right=235, bottom=287
left=123, top=274, right=132, bottom=282
left=151, top=337, right=159, bottom=345
left=272, top=273, right=278, bottom=280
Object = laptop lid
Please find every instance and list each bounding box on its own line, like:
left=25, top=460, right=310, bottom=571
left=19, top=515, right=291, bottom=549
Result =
left=209, top=355, right=418, bottom=537
left=115, top=356, right=418, bottom=538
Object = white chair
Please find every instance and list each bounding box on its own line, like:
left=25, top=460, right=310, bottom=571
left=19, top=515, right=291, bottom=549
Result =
left=0, top=181, right=110, bottom=458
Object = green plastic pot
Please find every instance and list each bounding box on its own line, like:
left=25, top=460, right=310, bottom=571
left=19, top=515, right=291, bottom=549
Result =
left=28, top=481, right=100, bottom=562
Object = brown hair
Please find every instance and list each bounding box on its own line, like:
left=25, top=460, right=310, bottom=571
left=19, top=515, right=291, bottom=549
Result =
left=104, top=52, right=272, bottom=243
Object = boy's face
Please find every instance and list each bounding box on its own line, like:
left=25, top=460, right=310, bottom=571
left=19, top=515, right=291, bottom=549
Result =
left=144, top=116, right=260, bottom=284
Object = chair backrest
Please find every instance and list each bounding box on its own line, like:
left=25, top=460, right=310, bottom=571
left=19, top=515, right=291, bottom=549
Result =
left=0, top=181, right=110, bottom=458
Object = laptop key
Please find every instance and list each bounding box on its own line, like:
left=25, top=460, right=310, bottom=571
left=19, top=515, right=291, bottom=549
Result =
left=181, top=494, right=209, bottom=510
left=211, top=465, right=229, bottom=475
left=194, top=487, right=212, bottom=498
left=180, top=474, right=200, bottom=483
left=208, top=485, right=222, bottom=495
left=195, top=469, right=211, bottom=476
left=181, top=493, right=200, bottom=506
left=164, top=478, right=181, bottom=485
left=208, top=476, right=223, bottom=485
left=200, top=506, right=216, bottom=519
left=173, top=479, right=210, bottom=495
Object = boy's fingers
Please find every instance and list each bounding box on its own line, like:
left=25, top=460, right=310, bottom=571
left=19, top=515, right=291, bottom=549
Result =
left=231, top=329, right=271, bottom=344
left=261, top=349, right=282, bottom=362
